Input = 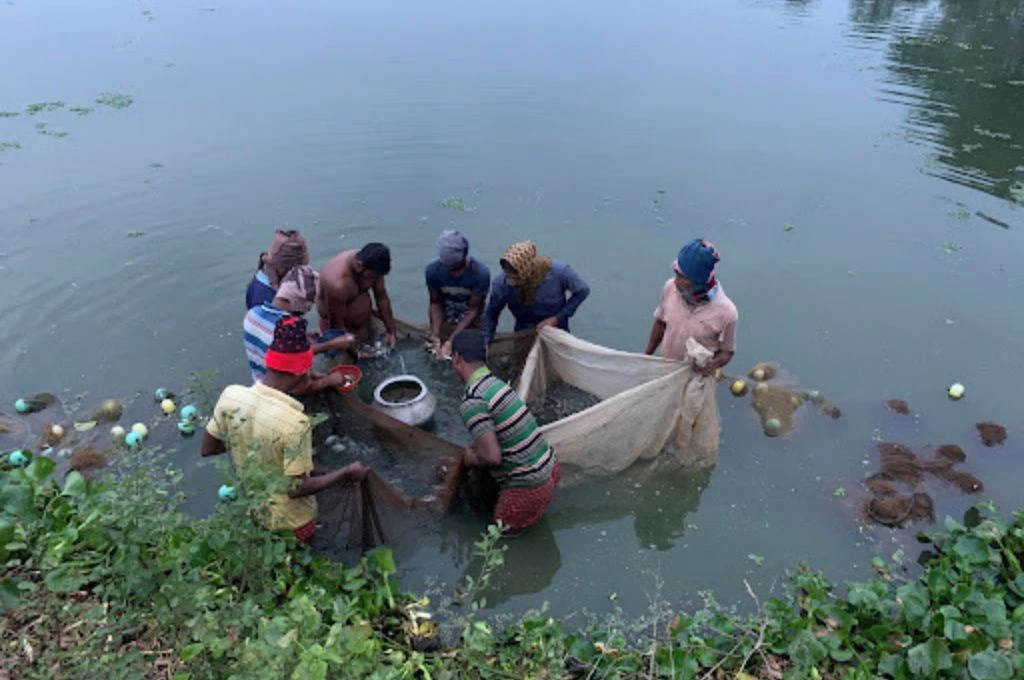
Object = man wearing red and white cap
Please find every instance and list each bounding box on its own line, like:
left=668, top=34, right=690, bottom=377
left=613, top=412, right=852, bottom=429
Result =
left=202, top=315, right=368, bottom=544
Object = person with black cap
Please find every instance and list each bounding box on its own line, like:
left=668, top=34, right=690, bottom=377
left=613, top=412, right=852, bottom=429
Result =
left=202, top=315, right=368, bottom=544
left=425, top=230, right=490, bottom=358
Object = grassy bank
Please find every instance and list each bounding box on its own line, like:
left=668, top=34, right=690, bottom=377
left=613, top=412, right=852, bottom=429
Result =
left=2, top=450, right=1023, bottom=679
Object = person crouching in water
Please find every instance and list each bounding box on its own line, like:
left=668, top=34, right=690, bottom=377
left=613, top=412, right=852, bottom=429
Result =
left=203, top=315, right=369, bottom=544
left=450, top=329, right=559, bottom=534
left=246, top=229, right=309, bottom=310
left=482, top=241, right=590, bottom=348
left=243, top=265, right=355, bottom=394
left=426, top=229, right=490, bottom=358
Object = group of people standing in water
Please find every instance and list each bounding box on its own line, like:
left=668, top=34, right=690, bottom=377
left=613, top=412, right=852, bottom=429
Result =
left=205, top=228, right=738, bottom=542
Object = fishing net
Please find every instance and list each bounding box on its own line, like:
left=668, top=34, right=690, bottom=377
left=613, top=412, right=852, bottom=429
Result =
left=516, top=327, right=720, bottom=475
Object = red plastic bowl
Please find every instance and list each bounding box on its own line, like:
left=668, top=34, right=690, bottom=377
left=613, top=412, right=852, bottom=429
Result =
left=329, top=364, right=362, bottom=394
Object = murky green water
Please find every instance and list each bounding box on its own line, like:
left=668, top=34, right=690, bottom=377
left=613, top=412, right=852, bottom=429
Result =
left=2, top=0, right=1022, bottom=618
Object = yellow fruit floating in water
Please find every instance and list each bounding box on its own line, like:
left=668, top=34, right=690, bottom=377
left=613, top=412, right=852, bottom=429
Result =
left=730, top=379, right=748, bottom=396
left=948, top=383, right=965, bottom=400
left=160, top=399, right=176, bottom=415
left=131, top=423, right=148, bottom=438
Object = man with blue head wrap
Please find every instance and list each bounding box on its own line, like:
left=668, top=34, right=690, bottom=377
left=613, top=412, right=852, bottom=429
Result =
left=645, top=238, right=738, bottom=376
left=425, top=230, right=491, bottom=357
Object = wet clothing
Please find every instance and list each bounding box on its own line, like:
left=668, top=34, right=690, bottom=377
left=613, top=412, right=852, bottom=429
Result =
left=206, top=382, right=316, bottom=531
left=494, top=462, right=561, bottom=534
left=425, top=257, right=490, bottom=327
left=293, top=519, right=317, bottom=544
left=483, top=260, right=590, bottom=344
left=460, top=367, right=556, bottom=490
left=654, top=280, right=738, bottom=361
left=246, top=270, right=276, bottom=310
left=243, top=302, right=289, bottom=383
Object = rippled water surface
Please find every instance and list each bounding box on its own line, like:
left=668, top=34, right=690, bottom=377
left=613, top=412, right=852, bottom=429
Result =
left=2, top=0, right=1022, bottom=617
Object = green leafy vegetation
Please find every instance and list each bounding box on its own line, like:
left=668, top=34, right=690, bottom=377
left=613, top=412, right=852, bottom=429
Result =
left=24, top=101, right=65, bottom=115
left=438, top=196, right=468, bottom=211
left=3, top=446, right=1024, bottom=678
left=0, top=141, right=20, bottom=153
left=68, top=107, right=93, bottom=116
left=34, top=123, right=68, bottom=138
left=95, top=92, right=133, bottom=109
left=0, top=111, right=18, bottom=118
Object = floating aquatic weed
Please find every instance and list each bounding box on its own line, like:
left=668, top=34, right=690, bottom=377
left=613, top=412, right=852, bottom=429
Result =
left=0, top=141, right=20, bottom=152
left=25, top=101, right=65, bottom=115
left=834, top=487, right=846, bottom=497
left=973, top=125, right=1011, bottom=140
left=976, top=421, right=1006, bottom=447
left=96, top=92, right=134, bottom=109
left=126, top=231, right=146, bottom=238
left=960, top=143, right=983, bottom=153
left=148, top=162, right=164, bottom=168
left=68, top=106, right=92, bottom=116
left=747, top=553, right=765, bottom=567
left=34, top=123, right=68, bottom=138
left=437, top=196, right=467, bottom=211
left=886, top=398, right=910, bottom=415
left=0, top=111, right=18, bottom=118
left=948, top=207, right=972, bottom=219
left=936, top=444, right=966, bottom=463
left=940, top=242, right=961, bottom=254
left=783, top=222, right=796, bottom=232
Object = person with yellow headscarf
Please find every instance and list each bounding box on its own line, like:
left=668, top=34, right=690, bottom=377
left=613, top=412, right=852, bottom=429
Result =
left=483, top=241, right=590, bottom=346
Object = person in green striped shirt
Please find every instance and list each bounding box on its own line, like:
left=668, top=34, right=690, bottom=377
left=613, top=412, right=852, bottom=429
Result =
left=451, top=329, right=560, bottom=534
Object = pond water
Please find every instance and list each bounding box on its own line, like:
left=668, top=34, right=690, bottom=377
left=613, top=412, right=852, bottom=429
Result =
left=2, top=0, right=1022, bottom=619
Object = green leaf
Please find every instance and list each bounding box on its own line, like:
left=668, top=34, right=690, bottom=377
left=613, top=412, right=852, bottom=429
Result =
left=954, top=535, right=992, bottom=562
left=26, top=456, right=56, bottom=483
left=0, top=578, right=23, bottom=612
left=73, top=421, right=97, bottom=432
left=788, top=630, right=828, bottom=670
left=370, top=547, right=396, bottom=575
left=907, top=637, right=952, bottom=676
left=180, top=643, right=204, bottom=661
left=62, top=471, right=87, bottom=497
left=968, top=650, right=1014, bottom=679
left=44, top=567, right=87, bottom=593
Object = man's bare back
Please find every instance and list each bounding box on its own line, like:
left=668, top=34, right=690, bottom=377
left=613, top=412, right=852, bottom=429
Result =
left=318, top=247, right=397, bottom=346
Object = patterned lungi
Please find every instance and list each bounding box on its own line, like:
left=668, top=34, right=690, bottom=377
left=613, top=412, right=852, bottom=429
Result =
left=494, top=462, right=561, bottom=534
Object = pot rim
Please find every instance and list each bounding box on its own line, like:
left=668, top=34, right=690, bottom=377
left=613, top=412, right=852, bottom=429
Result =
left=373, top=374, right=429, bottom=407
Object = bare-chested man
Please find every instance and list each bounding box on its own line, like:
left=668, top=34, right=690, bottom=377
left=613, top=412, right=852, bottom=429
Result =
left=318, top=243, right=398, bottom=349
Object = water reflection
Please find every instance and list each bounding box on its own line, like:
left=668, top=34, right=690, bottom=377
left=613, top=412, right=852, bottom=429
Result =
left=849, top=0, right=1024, bottom=207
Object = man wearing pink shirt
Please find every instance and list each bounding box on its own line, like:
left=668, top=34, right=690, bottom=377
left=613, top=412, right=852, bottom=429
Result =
left=644, top=238, right=738, bottom=374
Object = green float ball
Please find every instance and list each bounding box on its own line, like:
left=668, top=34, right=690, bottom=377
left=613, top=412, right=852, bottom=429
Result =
left=180, top=404, right=198, bottom=422
left=177, top=421, right=196, bottom=436
left=14, top=398, right=29, bottom=413
left=125, top=431, right=143, bottom=448
left=8, top=450, right=28, bottom=465
left=155, top=388, right=170, bottom=401
left=764, top=418, right=782, bottom=437
left=218, top=484, right=237, bottom=501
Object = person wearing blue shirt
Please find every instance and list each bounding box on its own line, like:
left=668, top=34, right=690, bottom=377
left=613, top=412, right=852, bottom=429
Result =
left=483, top=241, right=590, bottom=346
left=425, top=230, right=490, bottom=358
